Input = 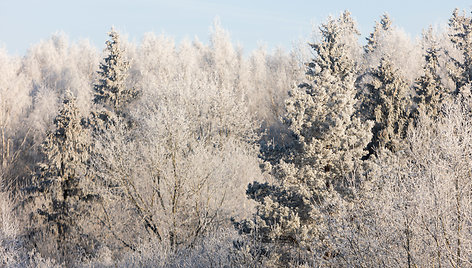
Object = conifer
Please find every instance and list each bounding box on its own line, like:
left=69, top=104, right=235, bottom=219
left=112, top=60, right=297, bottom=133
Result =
left=237, top=12, right=372, bottom=265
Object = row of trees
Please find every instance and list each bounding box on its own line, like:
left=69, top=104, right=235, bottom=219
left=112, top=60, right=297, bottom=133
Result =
left=1, top=8, right=472, bottom=267
left=0, top=21, right=299, bottom=266
left=234, top=9, right=472, bottom=267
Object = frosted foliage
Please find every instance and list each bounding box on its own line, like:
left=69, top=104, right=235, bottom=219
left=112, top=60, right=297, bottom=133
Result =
left=364, top=57, right=411, bottom=153
left=238, top=11, right=372, bottom=266
left=89, top=78, right=262, bottom=253
left=83, top=23, right=264, bottom=255
left=40, top=94, right=89, bottom=175
left=0, top=49, right=31, bottom=133
left=94, top=28, right=137, bottom=112
left=306, top=11, right=359, bottom=79
left=4, top=8, right=472, bottom=267
left=363, top=15, right=422, bottom=83
left=247, top=47, right=305, bottom=123
left=339, top=102, right=472, bottom=267
left=289, top=10, right=371, bottom=197
left=0, top=48, right=32, bottom=188
left=29, top=88, right=60, bottom=137
left=209, top=18, right=239, bottom=89
left=177, top=39, right=204, bottom=86
left=22, top=34, right=96, bottom=113
left=0, top=191, right=59, bottom=267
left=136, top=33, right=177, bottom=86
left=248, top=47, right=268, bottom=117
left=0, top=191, right=20, bottom=266
left=364, top=14, right=392, bottom=54
left=414, top=28, right=452, bottom=119
left=448, top=9, right=472, bottom=98
left=20, top=93, right=94, bottom=265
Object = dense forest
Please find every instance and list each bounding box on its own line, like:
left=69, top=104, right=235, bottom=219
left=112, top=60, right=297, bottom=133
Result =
left=1, top=8, right=472, bottom=267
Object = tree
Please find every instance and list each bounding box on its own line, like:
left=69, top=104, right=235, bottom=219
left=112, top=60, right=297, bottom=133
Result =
left=84, top=25, right=263, bottom=258
left=21, top=92, right=95, bottom=265
left=448, top=9, right=472, bottom=97
left=236, top=11, right=372, bottom=266
left=88, top=76, right=262, bottom=257
left=363, top=57, right=411, bottom=154
left=93, top=28, right=137, bottom=114
left=360, top=14, right=422, bottom=84
left=0, top=48, right=32, bottom=192
left=85, top=28, right=141, bottom=256
left=339, top=101, right=472, bottom=267
left=413, top=28, right=450, bottom=119
left=364, top=14, right=392, bottom=54
left=207, top=18, right=240, bottom=91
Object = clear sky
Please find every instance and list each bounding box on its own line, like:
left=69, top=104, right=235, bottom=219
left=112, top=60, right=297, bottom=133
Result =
left=0, top=0, right=471, bottom=55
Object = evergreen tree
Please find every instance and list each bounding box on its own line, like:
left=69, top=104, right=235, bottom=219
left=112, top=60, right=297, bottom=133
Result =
left=93, top=28, right=137, bottom=114
left=236, top=12, right=372, bottom=266
left=88, top=28, right=138, bottom=179
left=359, top=14, right=414, bottom=155
left=23, top=92, right=95, bottom=265
left=89, top=28, right=140, bottom=133
left=86, top=28, right=142, bottom=253
left=448, top=9, right=472, bottom=96
left=365, top=57, right=411, bottom=153
left=364, top=14, right=392, bottom=54
left=413, top=28, right=449, bottom=119
left=357, top=14, right=393, bottom=122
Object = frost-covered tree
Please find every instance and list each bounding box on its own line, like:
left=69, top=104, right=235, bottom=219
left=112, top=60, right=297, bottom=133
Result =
left=89, top=77, right=261, bottom=256
left=236, top=11, right=372, bottom=266
left=358, top=14, right=420, bottom=155
left=337, top=101, right=472, bottom=267
left=364, top=57, right=411, bottom=154
left=361, top=14, right=421, bottom=83
left=21, top=34, right=97, bottom=116
left=0, top=49, right=32, bottom=192
left=207, top=18, right=240, bottom=91
left=85, top=28, right=141, bottom=256
left=364, top=14, right=392, bottom=54
left=83, top=24, right=263, bottom=258
left=448, top=9, right=472, bottom=97
left=245, top=46, right=304, bottom=125
left=20, top=92, right=95, bottom=265
left=93, top=28, right=137, bottom=114
left=413, top=28, right=450, bottom=119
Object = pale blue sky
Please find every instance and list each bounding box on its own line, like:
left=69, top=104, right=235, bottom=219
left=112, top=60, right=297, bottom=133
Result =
left=0, top=0, right=471, bottom=55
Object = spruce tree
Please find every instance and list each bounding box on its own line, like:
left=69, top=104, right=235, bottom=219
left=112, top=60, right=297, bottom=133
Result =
left=359, top=14, right=413, bottom=155
left=414, top=28, right=449, bottom=119
left=357, top=14, right=393, bottom=123
left=236, top=11, right=372, bottom=266
left=86, top=28, right=142, bottom=253
left=364, top=14, right=392, bottom=54
left=23, top=92, right=94, bottom=265
left=448, top=9, right=472, bottom=96
left=365, top=57, right=411, bottom=153
left=93, top=27, right=137, bottom=114
left=90, top=28, right=139, bottom=133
